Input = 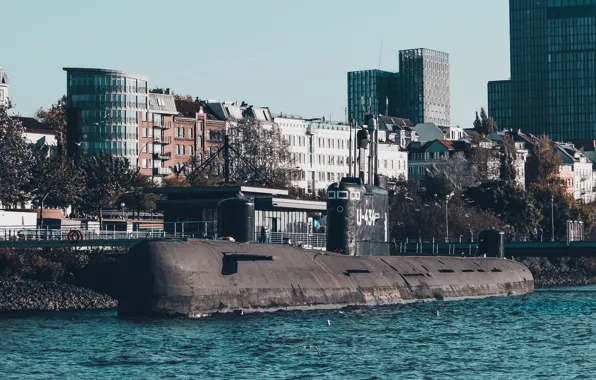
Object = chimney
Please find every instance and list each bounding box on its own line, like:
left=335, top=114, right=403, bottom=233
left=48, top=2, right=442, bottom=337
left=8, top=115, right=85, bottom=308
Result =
left=165, top=88, right=171, bottom=95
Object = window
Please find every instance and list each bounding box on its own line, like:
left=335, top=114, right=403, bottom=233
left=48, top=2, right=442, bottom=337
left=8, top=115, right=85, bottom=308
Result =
left=142, top=128, right=147, bottom=138
left=189, top=128, right=193, bottom=139
left=141, top=159, right=147, bottom=168
left=189, top=145, right=194, bottom=156
left=142, top=144, right=148, bottom=153
left=198, top=136, right=203, bottom=148
left=157, top=97, right=165, bottom=107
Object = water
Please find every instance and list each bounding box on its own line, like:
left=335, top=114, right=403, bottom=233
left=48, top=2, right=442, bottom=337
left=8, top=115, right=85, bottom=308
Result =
left=2, top=288, right=596, bottom=379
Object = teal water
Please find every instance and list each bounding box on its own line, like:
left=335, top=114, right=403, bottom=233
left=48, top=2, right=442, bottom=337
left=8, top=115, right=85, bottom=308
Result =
left=2, top=288, right=596, bottom=379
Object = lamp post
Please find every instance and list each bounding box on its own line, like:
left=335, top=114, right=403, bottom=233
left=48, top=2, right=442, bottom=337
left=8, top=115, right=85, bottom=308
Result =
left=551, top=195, right=555, bottom=242
left=446, top=192, right=454, bottom=242
left=121, top=203, right=126, bottom=220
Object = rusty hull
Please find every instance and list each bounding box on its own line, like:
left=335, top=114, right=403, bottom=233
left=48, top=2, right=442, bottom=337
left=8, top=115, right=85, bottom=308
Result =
left=118, top=240, right=534, bottom=317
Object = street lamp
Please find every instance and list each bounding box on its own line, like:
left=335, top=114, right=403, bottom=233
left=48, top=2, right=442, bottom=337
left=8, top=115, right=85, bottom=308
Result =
left=446, top=192, right=454, bottom=242
left=551, top=195, right=555, bottom=242
left=121, top=203, right=126, bottom=220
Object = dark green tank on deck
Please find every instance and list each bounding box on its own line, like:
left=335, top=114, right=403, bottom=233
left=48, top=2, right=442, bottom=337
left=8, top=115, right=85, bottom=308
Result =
left=218, top=197, right=255, bottom=243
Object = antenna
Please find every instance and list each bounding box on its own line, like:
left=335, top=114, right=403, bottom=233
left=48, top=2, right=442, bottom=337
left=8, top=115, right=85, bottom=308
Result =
left=378, top=39, right=383, bottom=69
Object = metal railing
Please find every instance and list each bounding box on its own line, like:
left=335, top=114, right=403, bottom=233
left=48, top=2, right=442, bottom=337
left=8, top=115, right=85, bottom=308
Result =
left=0, top=222, right=326, bottom=249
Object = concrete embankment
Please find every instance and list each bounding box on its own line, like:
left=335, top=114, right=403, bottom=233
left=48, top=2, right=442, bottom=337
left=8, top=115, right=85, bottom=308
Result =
left=118, top=240, right=534, bottom=318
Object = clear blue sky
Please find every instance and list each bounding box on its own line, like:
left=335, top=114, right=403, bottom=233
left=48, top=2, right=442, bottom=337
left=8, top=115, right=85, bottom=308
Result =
left=3, top=0, right=510, bottom=127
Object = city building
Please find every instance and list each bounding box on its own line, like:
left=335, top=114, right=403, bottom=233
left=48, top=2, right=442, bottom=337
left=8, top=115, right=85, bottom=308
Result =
left=487, top=80, right=512, bottom=131
left=554, top=142, right=594, bottom=203
left=407, top=139, right=470, bottom=182
left=488, top=1, right=596, bottom=140
left=398, top=48, right=450, bottom=125
left=275, top=114, right=408, bottom=193
left=0, top=67, right=9, bottom=106
left=138, top=91, right=177, bottom=181
left=16, top=117, right=57, bottom=150
left=347, top=70, right=399, bottom=126
left=63, top=67, right=149, bottom=163
left=414, top=123, right=467, bottom=143
left=377, top=116, right=418, bottom=150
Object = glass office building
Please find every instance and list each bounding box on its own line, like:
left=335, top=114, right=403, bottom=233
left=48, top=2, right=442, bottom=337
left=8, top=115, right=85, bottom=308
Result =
left=487, top=80, right=513, bottom=131
left=398, top=48, right=450, bottom=126
left=503, top=0, right=596, bottom=140
left=64, top=68, right=149, bottom=163
left=347, top=70, right=399, bottom=126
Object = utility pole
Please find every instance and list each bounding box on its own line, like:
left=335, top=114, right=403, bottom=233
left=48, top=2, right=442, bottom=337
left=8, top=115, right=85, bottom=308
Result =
left=446, top=192, right=453, bottom=242
left=551, top=195, right=555, bottom=242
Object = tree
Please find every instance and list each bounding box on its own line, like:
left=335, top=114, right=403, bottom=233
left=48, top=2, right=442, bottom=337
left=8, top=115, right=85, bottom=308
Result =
left=0, top=107, right=33, bottom=207
left=117, top=173, right=159, bottom=219
left=25, top=144, right=84, bottom=224
left=36, top=95, right=67, bottom=156
left=499, top=134, right=517, bottom=183
left=422, top=152, right=480, bottom=199
left=464, top=180, right=542, bottom=236
left=526, top=135, right=562, bottom=186
left=389, top=179, right=502, bottom=240
left=227, top=117, right=297, bottom=188
left=472, top=107, right=497, bottom=136
left=79, top=153, right=136, bottom=223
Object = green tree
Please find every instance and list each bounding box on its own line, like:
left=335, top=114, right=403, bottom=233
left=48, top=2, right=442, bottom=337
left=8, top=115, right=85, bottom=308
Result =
left=472, top=107, right=497, bottom=136
left=464, top=180, right=542, bottom=236
left=526, top=135, right=562, bottom=186
left=25, top=145, right=84, bottom=224
left=117, top=173, right=159, bottom=219
left=79, top=153, right=136, bottom=223
left=36, top=95, right=67, bottom=156
left=499, top=134, right=517, bottom=183
left=0, top=107, right=33, bottom=207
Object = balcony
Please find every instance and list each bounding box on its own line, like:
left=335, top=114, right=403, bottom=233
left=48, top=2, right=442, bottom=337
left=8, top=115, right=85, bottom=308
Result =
left=153, top=121, right=173, bottom=130
left=153, top=152, right=172, bottom=161
left=153, top=167, right=172, bottom=176
left=153, top=136, right=172, bottom=145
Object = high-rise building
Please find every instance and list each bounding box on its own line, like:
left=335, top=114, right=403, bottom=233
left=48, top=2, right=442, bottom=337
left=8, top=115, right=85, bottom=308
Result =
left=489, top=0, right=596, bottom=141
left=0, top=67, right=9, bottom=107
left=347, top=70, right=399, bottom=126
left=63, top=68, right=149, bottom=164
left=487, top=80, right=513, bottom=131
left=398, top=48, right=450, bottom=125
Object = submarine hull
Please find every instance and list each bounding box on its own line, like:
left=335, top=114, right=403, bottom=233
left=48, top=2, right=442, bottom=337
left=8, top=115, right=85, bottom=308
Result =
left=118, top=240, right=534, bottom=318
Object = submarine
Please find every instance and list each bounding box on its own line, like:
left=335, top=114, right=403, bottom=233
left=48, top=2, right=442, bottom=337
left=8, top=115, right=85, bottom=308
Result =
left=118, top=117, right=533, bottom=318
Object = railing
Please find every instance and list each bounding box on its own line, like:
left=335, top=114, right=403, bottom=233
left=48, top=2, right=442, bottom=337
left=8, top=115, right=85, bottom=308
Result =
left=0, top=223, right=325, bottom=249
left=153, top=152, right=171, bottom=160
left=154, top=136, right=172, bottom=144
left=153, top=167, right=172, bottom=176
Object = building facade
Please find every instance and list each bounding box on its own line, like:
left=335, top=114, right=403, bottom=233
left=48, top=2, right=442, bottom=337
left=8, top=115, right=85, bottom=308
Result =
left=64, top=68, right=149, bottom=164
left=0, top=67, right=9, bottom=107
left=275, top=115, right=408, bottom=193
left=491, top=0, right=596, bottom=140
left=398, top=48, right=450, bottom=125
left=347, top=70, right=399, bottom=126
left=487, top=80, right=513, bottom=131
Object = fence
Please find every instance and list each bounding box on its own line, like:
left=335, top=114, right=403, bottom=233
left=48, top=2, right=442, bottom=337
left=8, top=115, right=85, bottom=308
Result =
left=0, top=222, right=327, bottom=249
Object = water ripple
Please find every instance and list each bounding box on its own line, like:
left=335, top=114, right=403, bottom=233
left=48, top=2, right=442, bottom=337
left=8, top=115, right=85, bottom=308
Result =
left=2, top=288, right=596, bottom=378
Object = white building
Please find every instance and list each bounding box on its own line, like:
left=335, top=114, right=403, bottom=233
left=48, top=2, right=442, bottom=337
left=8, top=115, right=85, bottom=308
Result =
left=275, top=114, right=407, bottom=193
left=0, top=67, right=9, bottom=106
left=555, top=142, right=594, bottom=203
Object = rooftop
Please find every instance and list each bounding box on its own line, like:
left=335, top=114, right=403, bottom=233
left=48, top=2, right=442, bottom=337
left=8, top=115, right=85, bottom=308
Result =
left=15, top=117, right=54, bottom=134
left=62, top=67, right=148, bottom=81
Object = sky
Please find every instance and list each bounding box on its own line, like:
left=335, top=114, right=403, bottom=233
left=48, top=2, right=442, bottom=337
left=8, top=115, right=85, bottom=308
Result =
left=3, top=0, right=510, bottom=127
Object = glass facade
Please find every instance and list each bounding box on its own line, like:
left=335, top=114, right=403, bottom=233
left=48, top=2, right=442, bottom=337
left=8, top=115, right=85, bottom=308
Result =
left=488, top=80, right=513, bottom=130
left=398, top=49, right=450, bottom=125
left=347, top=70, right=399, bottom=126
left=509, top=0, right=596, bottom=140
left=65, top=68, right=148, bottom=162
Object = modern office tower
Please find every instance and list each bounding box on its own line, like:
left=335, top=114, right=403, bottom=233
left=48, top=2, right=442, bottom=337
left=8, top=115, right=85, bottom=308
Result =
left=63, top=68, right=149, bottom=164
left=487, top=80, right=513, bottom=131
left=398, top=48, right=450, bottom=125
left=489, top=0, right=596, bottom=140
left=347, top=70, right=399, bottom=126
